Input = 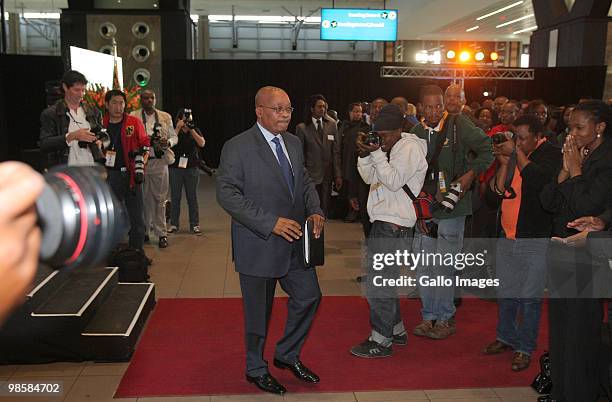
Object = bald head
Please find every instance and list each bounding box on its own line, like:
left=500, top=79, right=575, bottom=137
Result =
left=254, top=86, right=292, bottom=134
left=255, top=86, right=288, bottom=108
left=141, top=89, right=157, bottom=112
left=444, top=84, right=466, bottom=114
left=391, top=97, right=409, bottom=114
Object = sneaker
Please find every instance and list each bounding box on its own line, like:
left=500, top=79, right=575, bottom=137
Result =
left=511, top=352, right=531, bottom=372
left=167, top=225, right=178, bottom=233
left=413, top=320, right=434, bottom=337
left=393, top=332, right=408, bottom=346
left=350, top=339, right=392, bottom=358
left=192, top=225, right=202, bottom=236
left=427, top=320, right=456, bottom=340
left=158, top=236, right=168, bottom=248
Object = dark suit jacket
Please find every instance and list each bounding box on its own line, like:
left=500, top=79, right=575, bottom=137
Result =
left=295, top=117, right=341, bottom=184
left=216, top=124, right=323, bottom=278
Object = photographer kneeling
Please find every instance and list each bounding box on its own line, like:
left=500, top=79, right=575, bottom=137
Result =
left=350, top=104, right=428, bottom=358
left=168, top=109, right=206, bottom=235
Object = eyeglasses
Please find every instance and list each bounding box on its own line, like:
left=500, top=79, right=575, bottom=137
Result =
left=258, top=105, right=294, bottom=114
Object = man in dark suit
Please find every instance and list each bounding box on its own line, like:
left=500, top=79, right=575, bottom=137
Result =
left=295, top=94, right=342, bottom=217
left=216, top=86, right=325, bottom=395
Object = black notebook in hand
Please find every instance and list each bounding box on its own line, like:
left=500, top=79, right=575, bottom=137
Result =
left=302, top=219, right=324, bottom=267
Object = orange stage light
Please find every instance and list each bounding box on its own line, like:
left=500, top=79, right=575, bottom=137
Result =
left=459, top=51, right=470, bottom=62
left=475, top=51, right=485, bottom=61
left=490, top=51, right=499, bottom=61
left=446, top=50, right=456, bottom=60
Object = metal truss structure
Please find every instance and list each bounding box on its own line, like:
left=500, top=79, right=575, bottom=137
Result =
left=380, top=65, right=535, bottom=82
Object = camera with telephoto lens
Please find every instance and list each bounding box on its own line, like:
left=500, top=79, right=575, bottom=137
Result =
left=365, top=131, right=380, bottom=146
left=492, top=131, right=512, bottom=145
left=150, top=123, right=168, bottom=157
left=440, top=182, right=462, bottom=213
left=182, top=108, right=195, bottom=129
left=78, top=127, right=111, bottom=165
left=37, top=165, right=127, bottom=270
left=128, top=146, right=149, bottom=184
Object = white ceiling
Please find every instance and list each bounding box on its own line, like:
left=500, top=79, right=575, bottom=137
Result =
left=4, top=0, right=537, bottom=41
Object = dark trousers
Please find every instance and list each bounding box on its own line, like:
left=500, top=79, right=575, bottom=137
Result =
left=238, top=250, right=321, bottom=377
left=107, top=170, right=145, bottom=250
left=315, top=176, right=331, bottom=218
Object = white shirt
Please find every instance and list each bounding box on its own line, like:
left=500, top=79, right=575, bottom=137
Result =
left=311, top=117, right=323, bottom=129
left=257, top=122, right=293, bottom=170
left=66, top=106, right=95, bottom=166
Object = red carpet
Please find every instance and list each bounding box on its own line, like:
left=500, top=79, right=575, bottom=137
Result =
left=115, top=296, right=548, bottom=397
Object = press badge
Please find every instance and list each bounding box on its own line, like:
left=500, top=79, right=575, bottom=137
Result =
left=178, top=156, right=188, bottom=168
left=327, top=135, right=335, bottom=141
left=105, top=150, right=116, bottom=167
left=372, top=183, right=385, bottom=204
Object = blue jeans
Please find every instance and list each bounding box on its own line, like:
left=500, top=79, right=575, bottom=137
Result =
left=365, top=221, right=413, bottom=346
left=495, top=237, right=548, bottom=355
left=413, top=216, right=465, bottom=321
left=169, top=167, right=200, bottom=229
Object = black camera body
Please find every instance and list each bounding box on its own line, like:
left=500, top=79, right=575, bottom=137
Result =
left=492, top=131, right=512, bottom=145
left=128, top=146, right=149, bottom=184
left=182, top=108, right=196, bottom=129
left=150, top=123, right=168, bottom=157
left=78, top=127, right=111, bottom=164
left=365, top=131, right=380, bottom=146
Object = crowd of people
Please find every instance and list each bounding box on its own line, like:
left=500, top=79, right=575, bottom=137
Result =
left=39, top=70, right=206, bottom=252
left=1, top=71, right=604, bottom=401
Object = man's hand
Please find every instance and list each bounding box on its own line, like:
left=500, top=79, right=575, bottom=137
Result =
left=175, top=119, right=185, bottom=132
left=272, top=217, right=302, bottom=242
left=160, top=137, right=169, bottom=148
left=67, top=128, right=96, bottom=143
left=307, top=214, right=325, bottom=239
left=0, top=162, right=44, bottom=324
left=455, top=170, right=476, bottom=198
left=356, top=132, right=380, bottom=157
left=567, top=216, right=606, bottom=232
left=350, top=197, right=360, bottom=211
left=335, top=177, right=343, bottom=191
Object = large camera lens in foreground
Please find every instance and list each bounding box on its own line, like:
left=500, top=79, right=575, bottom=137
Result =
left=36, top=165, right=127, bottom=270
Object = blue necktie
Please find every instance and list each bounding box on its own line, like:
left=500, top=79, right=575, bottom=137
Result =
left=271, top=137, right=294, bottom=197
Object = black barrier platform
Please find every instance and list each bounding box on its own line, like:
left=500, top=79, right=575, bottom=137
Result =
left=0, top=265, right=156, bottom=364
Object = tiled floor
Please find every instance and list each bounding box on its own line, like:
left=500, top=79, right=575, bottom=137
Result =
left=0, top=175, right=540, bottom=401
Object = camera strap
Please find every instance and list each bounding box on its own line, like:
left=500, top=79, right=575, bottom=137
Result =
left=141, top=109, right=160, bottom=127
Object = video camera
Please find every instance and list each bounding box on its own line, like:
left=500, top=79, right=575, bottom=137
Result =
left=365, top=131, right=380, bottom=146
left=78, top=127, right=111, bottom=165
left=128, top=146, right=149, bottom=184
left=37, top=165, right=126, bottom=270
left=492, top=131, right=513, bottom=145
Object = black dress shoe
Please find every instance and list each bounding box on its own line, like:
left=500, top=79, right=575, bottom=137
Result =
left=537, top=396, right=557, bottom=402
left=246, top=373, right=286, bottom=395
left=273, top=358, right=320, bottom=383
left=158, top=236, right=168, bottom=248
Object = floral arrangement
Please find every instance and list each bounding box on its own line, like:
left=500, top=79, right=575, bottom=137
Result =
left=83, top=83, right=141, bottom=115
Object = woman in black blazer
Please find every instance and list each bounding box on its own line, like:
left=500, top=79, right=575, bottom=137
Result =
left=540, top=100, right=612, bottom=402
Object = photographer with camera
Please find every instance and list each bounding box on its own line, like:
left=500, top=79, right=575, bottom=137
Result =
left=103, top=89, right=150, bottom=250
left=349, top=104, right=428, bottom=358
left=481, top=115, right=560, bottom=372
left=0, top=162, right=44, bottom=324
left=131, top=90, right=177, bottom=249
left=410, top=84, right=493, bottom=340
left=39, top=70, right=104, bottom=167
left=167, top=108, right=205, bottom=235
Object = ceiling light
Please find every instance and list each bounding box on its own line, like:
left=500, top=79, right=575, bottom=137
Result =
left=496, top=14, right=534, bottom=28
left=513, top=25, right=538, bottom=34
left=23, top=12, right=60, bottom=19
left=476, top=1, right=523, bottom=21
left=466, top=25, right=479, bottom=32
